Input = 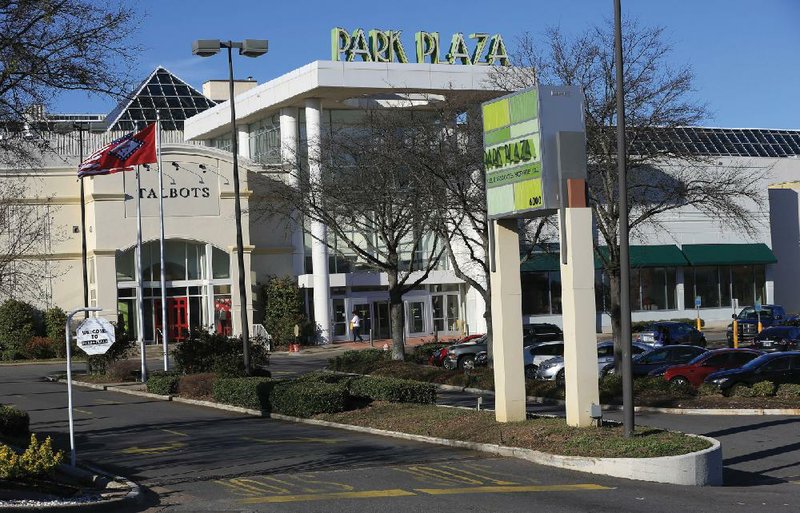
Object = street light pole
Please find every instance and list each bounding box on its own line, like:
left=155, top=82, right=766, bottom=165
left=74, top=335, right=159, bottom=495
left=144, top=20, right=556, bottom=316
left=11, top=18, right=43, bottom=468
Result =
left=76, top=123, right=89, bottom=319
left=193, top=39, right=268, bottom=375
left=614, top=0, right=635, bottom=437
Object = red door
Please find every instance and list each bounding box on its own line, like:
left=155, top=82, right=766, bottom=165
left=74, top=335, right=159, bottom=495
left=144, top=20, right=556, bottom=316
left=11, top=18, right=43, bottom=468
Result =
left=155, top=297, right=190, bottom=342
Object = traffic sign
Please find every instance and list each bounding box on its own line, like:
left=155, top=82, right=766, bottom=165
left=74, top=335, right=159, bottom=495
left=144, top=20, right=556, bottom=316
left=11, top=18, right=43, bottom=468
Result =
left=694, top=296, right=701, bottom=308
left=75, top=317, right=116, bottom=355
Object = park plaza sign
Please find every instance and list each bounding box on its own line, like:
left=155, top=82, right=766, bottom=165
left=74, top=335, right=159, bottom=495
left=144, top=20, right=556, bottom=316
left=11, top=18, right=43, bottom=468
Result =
left=331, top=28, right=510, bottom=66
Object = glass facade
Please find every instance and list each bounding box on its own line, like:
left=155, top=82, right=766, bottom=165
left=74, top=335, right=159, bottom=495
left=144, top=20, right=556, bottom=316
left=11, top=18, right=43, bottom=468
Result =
left=685, top=265, right=767, bottom=309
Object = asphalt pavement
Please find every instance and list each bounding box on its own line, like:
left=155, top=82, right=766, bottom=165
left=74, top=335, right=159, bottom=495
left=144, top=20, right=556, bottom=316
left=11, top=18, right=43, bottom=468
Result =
left=1, top=352, right=799, bottom=512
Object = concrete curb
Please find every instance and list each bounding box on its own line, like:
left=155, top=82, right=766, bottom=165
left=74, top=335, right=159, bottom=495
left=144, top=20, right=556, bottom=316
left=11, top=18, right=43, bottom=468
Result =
left=64, top=379, right=722, bottom=486
left=0, top=460, right=142, bottom=512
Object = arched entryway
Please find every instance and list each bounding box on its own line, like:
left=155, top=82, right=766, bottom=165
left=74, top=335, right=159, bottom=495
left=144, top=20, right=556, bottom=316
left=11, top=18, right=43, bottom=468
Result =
left=115, top=240, right=232, bottom=342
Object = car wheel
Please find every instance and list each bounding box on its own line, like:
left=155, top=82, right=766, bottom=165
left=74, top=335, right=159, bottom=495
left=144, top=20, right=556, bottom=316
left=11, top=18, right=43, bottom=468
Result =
left=443, top=359, right=456, bottom=371
left=555, top=369, right=565, bottom=385
left=524, top=364, right=538, bottom=379
left=670, top=376, right=690, bottom=387
left=458, top=355, right=475, bottom=370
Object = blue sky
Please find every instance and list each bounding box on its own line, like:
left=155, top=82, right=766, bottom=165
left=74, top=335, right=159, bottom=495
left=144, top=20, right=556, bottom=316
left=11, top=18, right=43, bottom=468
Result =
left=57, top=0, right=799, bottom=129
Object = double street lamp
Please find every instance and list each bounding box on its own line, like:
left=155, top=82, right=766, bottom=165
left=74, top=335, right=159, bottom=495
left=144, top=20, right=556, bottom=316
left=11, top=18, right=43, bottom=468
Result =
left=192, top=39, right=268, bottom=374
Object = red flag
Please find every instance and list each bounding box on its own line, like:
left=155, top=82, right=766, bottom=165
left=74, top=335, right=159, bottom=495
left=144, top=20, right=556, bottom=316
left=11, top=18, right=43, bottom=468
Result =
left=78, top=123, right=157, bottom=178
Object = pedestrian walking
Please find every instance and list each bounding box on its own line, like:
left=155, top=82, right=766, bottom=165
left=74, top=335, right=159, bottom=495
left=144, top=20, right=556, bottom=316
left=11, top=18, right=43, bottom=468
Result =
left=351, top=309, right=363, bottom=342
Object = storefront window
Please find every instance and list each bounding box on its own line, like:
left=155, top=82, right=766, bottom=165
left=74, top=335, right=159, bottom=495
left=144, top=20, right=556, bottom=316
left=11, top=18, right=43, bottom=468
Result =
left=550, top=271, right=562, bottom=314
left=212, top=247, right=230, bottom=279
left=332, top=299, right=346, bottom=336
left=639, top=267, right=676, bottom=310
left=685, top=265, right=766, bottom=309
left=694, top=266, right=721, bottom=308
left=522, top=272, right=549, bottom=315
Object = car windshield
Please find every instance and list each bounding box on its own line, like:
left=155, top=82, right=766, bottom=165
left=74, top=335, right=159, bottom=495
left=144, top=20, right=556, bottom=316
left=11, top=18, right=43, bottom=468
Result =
left=687, top=352, right=712, bottom=365
left=738, top=307, right=774, bottom=320
left=741, top=353, right=772, bottom=369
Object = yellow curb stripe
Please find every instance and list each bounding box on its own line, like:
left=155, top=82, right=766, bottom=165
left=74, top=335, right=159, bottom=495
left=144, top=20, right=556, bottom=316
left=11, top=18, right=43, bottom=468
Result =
left=415, top=483, right=611, bottom=495
left=240, top=489, right=416, bottom=504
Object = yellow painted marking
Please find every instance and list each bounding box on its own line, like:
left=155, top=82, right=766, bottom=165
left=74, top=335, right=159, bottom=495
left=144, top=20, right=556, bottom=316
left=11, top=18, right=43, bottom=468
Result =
left=227, top=478, right=290, bottom=495
left=240, top=489, right=416, bottom=504
left=416, top=483, right=611, bottom=495
left=242, top=436, right=341, bottom=445
left=459, top=462, right=523, bottom=485
left=95, top=399, right=119, bottom=405
left=74, top=408, right=92, bottom=415
left=438, top=464, right=518, bottom=486
left=161, top=429, right=189, bottom=437
left=397, top=465, right=484, bottom=485
left=120, top=441, right=186, bottom=455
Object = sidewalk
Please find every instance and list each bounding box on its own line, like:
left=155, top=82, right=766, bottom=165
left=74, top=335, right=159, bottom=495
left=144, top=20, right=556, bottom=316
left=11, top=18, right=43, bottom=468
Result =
left=294, top=335, right=461, bottom=354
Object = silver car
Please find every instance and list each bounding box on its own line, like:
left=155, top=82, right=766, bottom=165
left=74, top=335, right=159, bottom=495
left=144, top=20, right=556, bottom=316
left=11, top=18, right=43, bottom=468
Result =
left=523, top=341, right=565, bottom=379
left=535, top=341, right=651, bottom=382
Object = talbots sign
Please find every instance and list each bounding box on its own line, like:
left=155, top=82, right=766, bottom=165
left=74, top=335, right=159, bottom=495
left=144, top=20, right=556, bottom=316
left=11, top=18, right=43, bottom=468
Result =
left=331, top=28, right=509, bottom=66
left=124, top=162, right=221, bottom=218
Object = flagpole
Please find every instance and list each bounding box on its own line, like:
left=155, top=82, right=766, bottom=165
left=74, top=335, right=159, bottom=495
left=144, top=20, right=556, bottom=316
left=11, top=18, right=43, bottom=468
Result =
left=135, top=165, right=148, bottom=383
left=156, top=112, right=169, bottom=372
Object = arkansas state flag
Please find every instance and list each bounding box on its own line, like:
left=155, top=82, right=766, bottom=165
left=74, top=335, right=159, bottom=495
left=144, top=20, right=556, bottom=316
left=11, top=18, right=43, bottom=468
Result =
left=77, top=123, right=157, bottom=178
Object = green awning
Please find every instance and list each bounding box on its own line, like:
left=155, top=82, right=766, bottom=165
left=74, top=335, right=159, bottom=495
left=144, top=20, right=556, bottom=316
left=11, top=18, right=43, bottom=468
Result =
left=521, top=253, right=561, bottom=272
left=595, top=245, right=688, bottom=268
left=521, top=244, right=687, bottom=272
left=682, top=243, right=777, bottom=266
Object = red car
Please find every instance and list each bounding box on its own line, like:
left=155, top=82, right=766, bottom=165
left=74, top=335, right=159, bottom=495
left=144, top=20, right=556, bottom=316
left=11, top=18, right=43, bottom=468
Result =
left=663, top=348, right=763, bottom=388
left=429, top=334, right=484, bottom=366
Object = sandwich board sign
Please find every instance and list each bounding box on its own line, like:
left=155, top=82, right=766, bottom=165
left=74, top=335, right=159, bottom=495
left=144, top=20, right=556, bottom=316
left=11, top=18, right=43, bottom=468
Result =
left=75, top=317, right=116, bottom=355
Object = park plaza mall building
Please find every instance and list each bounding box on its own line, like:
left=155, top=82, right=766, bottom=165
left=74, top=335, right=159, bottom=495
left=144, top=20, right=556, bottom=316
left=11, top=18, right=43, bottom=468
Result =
left=5, top=60, right=800, bottom=342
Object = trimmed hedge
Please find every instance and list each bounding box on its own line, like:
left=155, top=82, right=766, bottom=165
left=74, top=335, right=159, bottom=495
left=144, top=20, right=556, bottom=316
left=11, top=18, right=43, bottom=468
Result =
left=751, top=380, right=776, bottom=397
left=146, top=373, right=180, bottom=396
left=271, top=381, right=349, bottom=418
left=348, top=376, right=436, bottom=404
left=328, top=349, right=390, bottom=374
left=0, top=405, right=30, bottom=437
left=212, top=377, right=277, bottom=410
left=776, top=383, right=800, bottom=398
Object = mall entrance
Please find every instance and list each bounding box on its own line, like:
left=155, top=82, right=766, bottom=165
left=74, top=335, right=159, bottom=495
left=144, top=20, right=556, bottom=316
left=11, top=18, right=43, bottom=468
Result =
left=116, top=240, right=232, bottom=342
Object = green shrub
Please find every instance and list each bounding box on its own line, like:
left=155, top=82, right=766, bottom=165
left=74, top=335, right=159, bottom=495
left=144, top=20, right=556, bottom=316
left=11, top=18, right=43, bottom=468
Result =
left=526, top=379, right=565, bottom=400
left=0, top=299, right=39, bottom=360
left=177, top=373, right=217, bottom=399
left=0, top=434, right=63, bottom=479
left=172, top=330, right=269, bottom=375
left=105, top=360, right=140, bottom=382
left=751, top=380, right=776, bottom=397
left=212, top=377, right=276, bottom=410
left=634, top=377, right=695, bottom=398
left=0, top=405, right=30, bottom=437
left=146, top=373, right=180, bottom=395
left=262, top=276, right=306, bottom=348
left=731, top=383, right=755, bottom=397
left=271, top=381, right=348, bottom=417
left=776, top=383, right=800, bottom=398
left=697, top=383, right=722, bottom=396
left=87, top=327, right=135, bottom=375
left=23, top=337, right=58, bottom=359
left=599, top=374, right=623, bottom=403
left=328, top=349, right=390, bottom=374
left=445, top=368, right=495, bottom=390
left=296, top=371, right=355, bottom=385
left=405, top=342, right=447, bottom=365
left=348, top=376, right=436, bottom=404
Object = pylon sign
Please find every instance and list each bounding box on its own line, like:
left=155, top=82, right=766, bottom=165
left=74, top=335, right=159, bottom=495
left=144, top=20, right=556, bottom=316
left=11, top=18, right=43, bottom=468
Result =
left=75, top=317, right=116, bottom=355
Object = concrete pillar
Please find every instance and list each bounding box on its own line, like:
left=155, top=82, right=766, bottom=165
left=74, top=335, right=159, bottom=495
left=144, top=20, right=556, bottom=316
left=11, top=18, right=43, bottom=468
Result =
left=676, top=267, right=685, bottom=311
left=237, top=124, right=250, bottom=158
left=305, top=98, right=331, bottom=343
left=280, top=107, right=305, bottom=277
left=560, top=208, right=600, bottom=427
left=490, top=218, right=526, bottom=422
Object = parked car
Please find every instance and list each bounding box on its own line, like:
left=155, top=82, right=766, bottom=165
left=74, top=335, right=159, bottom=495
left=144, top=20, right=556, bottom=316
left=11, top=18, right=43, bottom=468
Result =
left=636, top=321, right=706, bottom=347
left=474, top=351, right=488, bottom=367
left=536, top=340, right=651, bottom=382
left=603, top=344, right=707, bottom=378
left=663, top=348, right=764, bottom=388
left=429, top=334, right=484, bottom=366
left=727, top=304, right=787, bottom=346
left=706, top=351, right=800, bottom=393
left=523, top=323, right=563, bottom=345
left=523, top=341, right=565, bottom=379
left=752, top=326, right=800, bottom=353
left=444, top=335, right=488, bottom=369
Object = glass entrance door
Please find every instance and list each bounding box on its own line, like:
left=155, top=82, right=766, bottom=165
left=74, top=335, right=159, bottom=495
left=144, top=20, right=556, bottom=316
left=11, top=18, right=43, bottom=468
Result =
left=351, top=301, right=370, bottom=341
left=407, top=300, right=426, bottom=335
left=155, top=297, right=190, bottom=342
left=372, top=300, right=391, bottom=339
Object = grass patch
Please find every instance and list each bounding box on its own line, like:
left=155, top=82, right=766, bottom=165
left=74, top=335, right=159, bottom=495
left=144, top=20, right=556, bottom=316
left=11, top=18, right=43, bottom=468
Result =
left=317, top=402, right=711, bottom=458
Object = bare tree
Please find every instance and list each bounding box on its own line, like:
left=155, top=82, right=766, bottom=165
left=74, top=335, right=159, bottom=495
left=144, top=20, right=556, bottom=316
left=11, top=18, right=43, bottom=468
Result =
left=0, top=0, right=139, bottom=165
left=491, top=20, right=764, bottom=357
left=255, top=109, right=448, bottom=360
